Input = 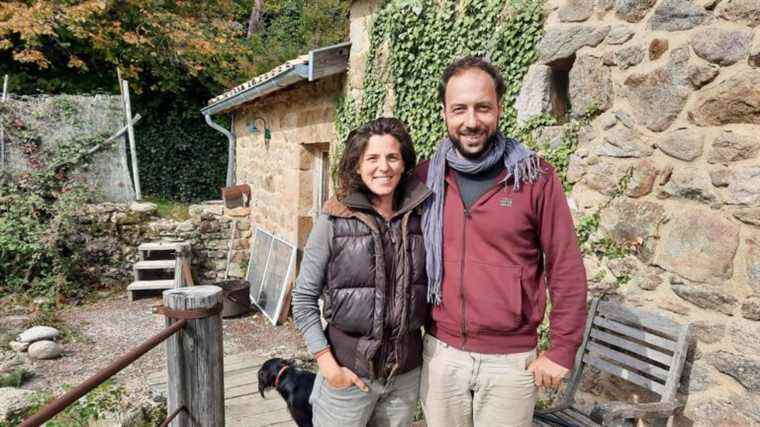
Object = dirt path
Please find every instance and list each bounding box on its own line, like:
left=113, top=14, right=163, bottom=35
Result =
left=15, top=294, right=307, bottom=399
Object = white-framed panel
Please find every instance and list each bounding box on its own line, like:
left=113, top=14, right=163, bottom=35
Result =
left=246, top=227, right=297, bottom=325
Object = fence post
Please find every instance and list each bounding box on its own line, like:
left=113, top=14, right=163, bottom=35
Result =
left=164, top=286, right=225, bottom=426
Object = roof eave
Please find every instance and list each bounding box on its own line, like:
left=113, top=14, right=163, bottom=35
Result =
left=201, top=64, right=309, bottom=116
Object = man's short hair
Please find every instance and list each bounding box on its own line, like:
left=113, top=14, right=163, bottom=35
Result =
left=438, top=56, right=507, bottom=105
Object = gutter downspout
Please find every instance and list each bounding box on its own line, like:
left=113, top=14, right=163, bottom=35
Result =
left=204, top=112, right=236, bottom=187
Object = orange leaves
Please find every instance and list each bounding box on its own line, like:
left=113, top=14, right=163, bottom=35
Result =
left=13, top=48, right=50, bottom=68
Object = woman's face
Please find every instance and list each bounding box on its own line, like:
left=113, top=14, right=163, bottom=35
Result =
left=357, top=134, right=405, bottom=200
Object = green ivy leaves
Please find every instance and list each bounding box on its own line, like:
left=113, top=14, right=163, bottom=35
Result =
left=336, top=0, right=545, bottom=160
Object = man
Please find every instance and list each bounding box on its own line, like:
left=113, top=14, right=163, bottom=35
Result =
left=417, top=56, right=588, bottom=427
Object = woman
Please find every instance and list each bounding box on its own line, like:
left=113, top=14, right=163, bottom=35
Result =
left=292, top=117, right=431, bottom=426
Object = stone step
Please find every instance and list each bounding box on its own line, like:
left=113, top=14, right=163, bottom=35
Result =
left=127, top=280, right=176, bottom=291
left=134, top=260, right=176, bottom=270
left=139, top=241, right=189, bottom=251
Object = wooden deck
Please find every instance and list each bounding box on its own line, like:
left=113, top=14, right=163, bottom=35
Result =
left=147, top=352, right=296, bottom=426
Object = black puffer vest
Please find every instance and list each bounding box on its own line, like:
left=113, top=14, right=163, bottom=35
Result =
left=322, top=176, right=431, bottom=381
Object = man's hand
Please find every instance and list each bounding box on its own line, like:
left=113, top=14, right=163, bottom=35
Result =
left=527, top=353, right=569, bottom=389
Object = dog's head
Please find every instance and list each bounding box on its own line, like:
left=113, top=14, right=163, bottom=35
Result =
left=257, top=357, right=291, bottom=398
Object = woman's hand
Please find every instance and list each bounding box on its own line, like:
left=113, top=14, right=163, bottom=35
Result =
left=316, top=349, right=369, bottom=392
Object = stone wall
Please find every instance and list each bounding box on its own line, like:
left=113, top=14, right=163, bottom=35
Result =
left=79, top=202, right=251, bottom=287
left=233, top=75, right=342, bottom=250
left=517, top=0, right=760, bottom=423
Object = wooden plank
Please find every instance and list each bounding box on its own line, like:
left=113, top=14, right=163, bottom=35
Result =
left=566, top=407, right=601, bottom=426
left=553, top=408, right=599, bottom=427
left=127, top=280, right=175, bottom=291
left=589, top=329, right=672, bottom=366
left=586, top=341, right=669, bottom=382
left=308, top=42, right=350, bottom=81
left=561, top=298, right=601, bottom=408
left=593, top=317, right=677, bottom=352
left=663, top=324, right=692, bottom=401
left=583, top=354, right=666, bottom=395
left=139, top=241, right=189, bottom=251
left=122, top=79, right=141, bottom=200
left=596, top=300, right=682, bottom=339
left=135, top=260, right=176, bottom=270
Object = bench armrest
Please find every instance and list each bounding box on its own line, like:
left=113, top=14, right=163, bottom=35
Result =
left=590, top=401, right=683, bottom=424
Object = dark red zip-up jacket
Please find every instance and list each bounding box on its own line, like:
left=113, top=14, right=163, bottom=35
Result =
left=416, top=158, right=587, bottom=369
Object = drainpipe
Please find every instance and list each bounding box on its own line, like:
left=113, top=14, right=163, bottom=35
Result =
left=203, top=112, right=236, bottom=187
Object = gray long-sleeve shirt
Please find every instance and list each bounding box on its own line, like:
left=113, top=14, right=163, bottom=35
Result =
left=292, top=214, right=333, bottom=355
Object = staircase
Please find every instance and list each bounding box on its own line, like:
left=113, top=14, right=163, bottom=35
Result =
left=127, top=241, right=193, bottom=301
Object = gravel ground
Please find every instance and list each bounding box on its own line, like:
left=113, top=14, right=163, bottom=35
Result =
left=2, top=293, right=307, bottom=399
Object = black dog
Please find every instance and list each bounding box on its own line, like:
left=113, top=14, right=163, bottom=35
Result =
left=258, top=357, right=316, bottom=427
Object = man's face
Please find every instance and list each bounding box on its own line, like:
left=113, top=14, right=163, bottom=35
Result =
left=442, top=68, right=501, bottom=159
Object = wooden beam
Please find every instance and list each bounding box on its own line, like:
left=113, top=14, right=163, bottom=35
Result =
left=122, top=80, right=142, bottom=200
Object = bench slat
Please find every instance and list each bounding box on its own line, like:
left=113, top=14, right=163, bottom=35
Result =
left=567, top=407, right=602, bottom=426
left=586, top=341, right=670, bottom=382
left=593, top=317, right=677, bottom=352
left=589, top=329, right=672, bottom=366
left=553, top=408, right=598, bottom=427
left=584, top=354, right=666, bottom=395
left=596, top=300, right=681, bottom=339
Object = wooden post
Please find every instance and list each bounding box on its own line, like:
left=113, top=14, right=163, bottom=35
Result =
left=122, top=79, right=142, bottom=200
left=164, top=286, right=225, bottom=427
left=1, top=74, right=7, bottom=170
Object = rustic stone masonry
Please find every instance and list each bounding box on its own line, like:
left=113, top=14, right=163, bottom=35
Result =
left=79, top=202, right=251, bottom=287
left=515, top=0, right=760, bottom=423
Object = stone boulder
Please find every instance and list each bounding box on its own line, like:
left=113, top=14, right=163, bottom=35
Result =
left=710, top=168, right=734, bottom=187
left=691, top=27, right=753, bottom=66
left=128, top=202, right=157, bottom=215
left=615, top=0, right=656, bottom=22
left=0, top=387, right=36, bottom=422
left=596, top=123, right=654, bottom=158
left=748, top=238, right=760, bottom=293
left=689, top=72, right=760, bottom=126
left=656, top=127, right=704, bottom=161
left=716, top=0, right=760, bottom=27
left=625, top=159, right=658, bottom=198
left=27, top=340, right=62, bottom=360
left=649, top=38, right=668, bottom=60
left=734, top=208, right=760, bottom=227
left=726, top=166, right=760, bottom=205
left=559, top=0, right=594, bottom=22
left=707, top=351, right=760, bottom=391
left=691, top=320, right=726, bottom=344
left=659, top=168, right=720, bottom=206
left=750, top=36, right=760, bottom=67
left=17, top=326, right=59, bottom=344
left=655, top=210, right=739, bottom=283
left=569, top=55, right=613, bottom=117
left=671, top=283, right=738, bottom=315
left=742, top=295, right=760, bottom=321
left=624, top=58, right=691, bottom=132
left=606, top=25, right=634, bottom=45
left=599, top=198, right=665, bottom=261
left=729, top=319, right=760, bottom=354
left=8, top=342, right=28, bottom=352
left=539, top=26, right=610, bottom=66
left=649, top=0, right=710, bottom=31
left=707, top=129, right=760, bottom=164
left=615, top=45, right=645, bottom=69
left=687, top=63, right=720, bottom=89
left=515, top=64, right=564, bottom=125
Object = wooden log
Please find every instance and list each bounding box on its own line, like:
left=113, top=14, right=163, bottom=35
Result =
left=164, top=286, right=225, bottom=426
left=122, top=79, right=141, bottom=200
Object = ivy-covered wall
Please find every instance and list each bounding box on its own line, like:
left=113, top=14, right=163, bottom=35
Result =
left=337, top=0, right=545, bottom=159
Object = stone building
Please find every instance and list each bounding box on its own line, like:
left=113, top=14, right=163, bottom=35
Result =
left=516, top=0, right=760, bottom=423
left=201, top=0, right=760, bottom=423
left=202, top=43, right=350, bottom=251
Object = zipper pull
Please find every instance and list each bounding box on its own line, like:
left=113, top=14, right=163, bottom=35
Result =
left=463, top=207, right=471, bottom=218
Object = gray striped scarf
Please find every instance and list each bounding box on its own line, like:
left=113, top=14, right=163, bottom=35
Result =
left=422, top=132, right=541, bottom=305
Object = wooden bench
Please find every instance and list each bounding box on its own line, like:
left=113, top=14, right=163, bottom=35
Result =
left=533, top=298, right=692, bottom=427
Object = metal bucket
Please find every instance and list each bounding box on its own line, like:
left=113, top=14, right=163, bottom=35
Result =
left=214, top=279, right=252, bottom=318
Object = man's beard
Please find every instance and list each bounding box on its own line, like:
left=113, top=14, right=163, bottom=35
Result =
left=450, top=129, right=499, bottom=160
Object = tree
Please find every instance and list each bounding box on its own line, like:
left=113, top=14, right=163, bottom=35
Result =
left=247, top=0, right=264, bottom=39
left=0, top=0, right=256, bottom=94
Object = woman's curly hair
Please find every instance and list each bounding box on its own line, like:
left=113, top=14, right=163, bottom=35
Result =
left=336, top=117, right=417, bottom=207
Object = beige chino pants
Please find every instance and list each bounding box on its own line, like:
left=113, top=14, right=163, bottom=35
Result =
left=420, top=335, right=537, bottom=427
